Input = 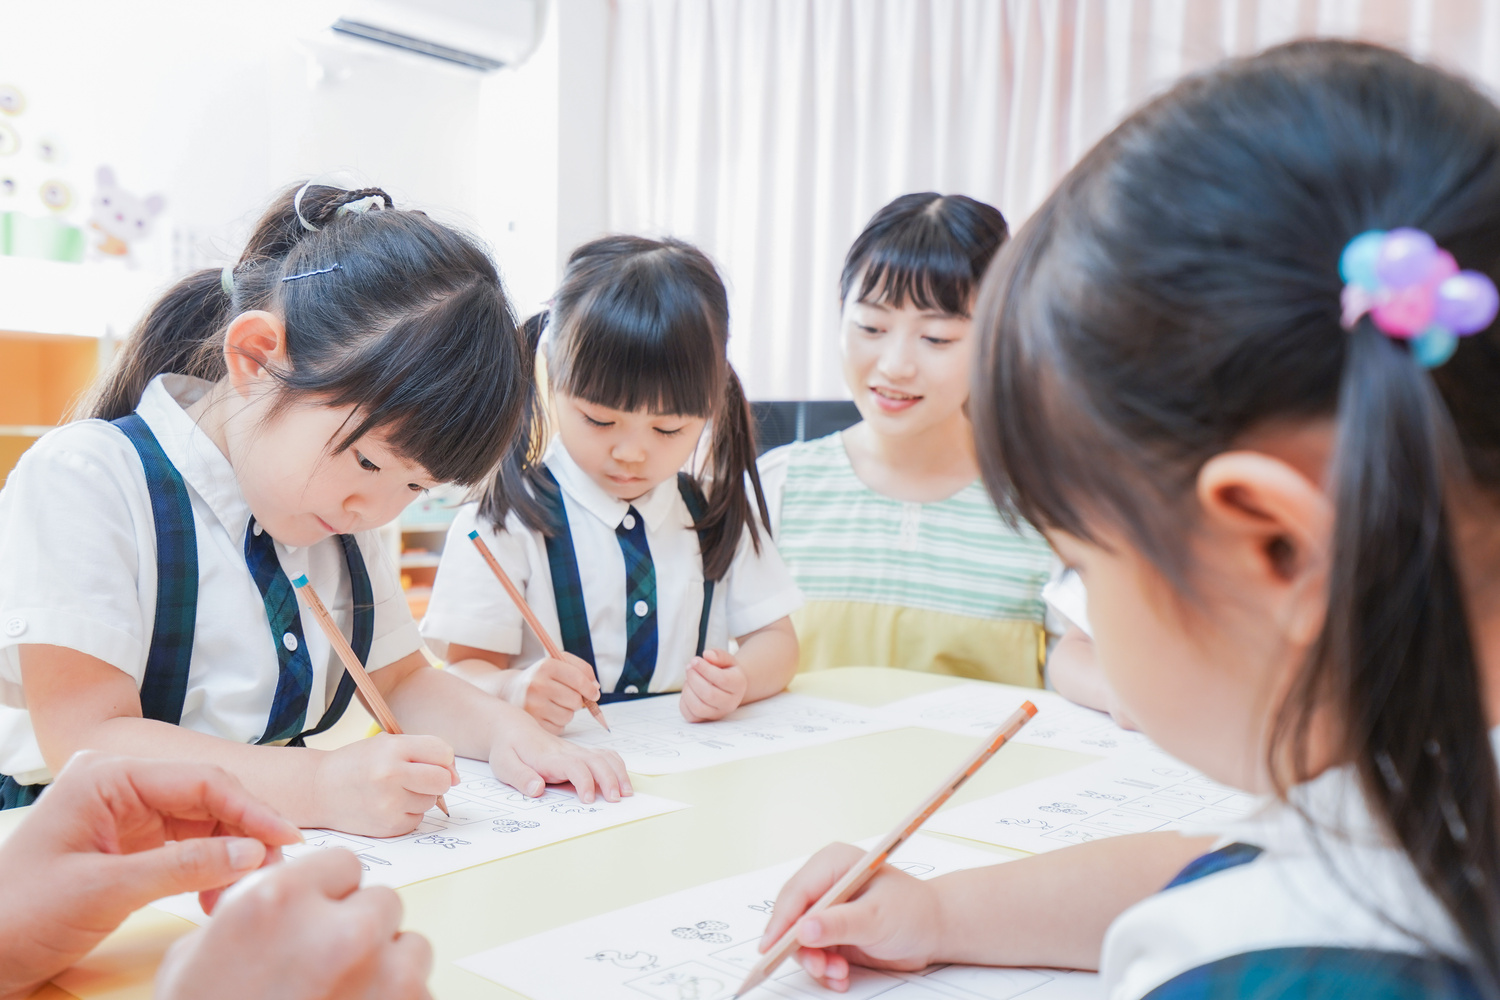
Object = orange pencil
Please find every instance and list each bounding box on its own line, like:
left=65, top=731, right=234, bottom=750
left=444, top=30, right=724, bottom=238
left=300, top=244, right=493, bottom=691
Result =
left=467, top=530, right=611, bottom=732
left=292, top=574, right=450, bottom=817
left=733, top=701, right=1039, bottom=998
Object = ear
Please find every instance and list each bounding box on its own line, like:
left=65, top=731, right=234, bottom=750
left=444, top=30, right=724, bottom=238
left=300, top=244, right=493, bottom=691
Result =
left=221, top=311, right=289, bottom=398
left=1196, top=451, right=1334, bottom=647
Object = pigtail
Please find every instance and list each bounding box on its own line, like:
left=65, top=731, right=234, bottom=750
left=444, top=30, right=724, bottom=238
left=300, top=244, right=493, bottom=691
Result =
left=478, top=310, right=557, bottom=534
left=82, top=183, right=396, bottom=422
left=83, top=268, right=234, bottom=420
left=695, top=363, right=769, bottom=581
left=1275, top=322, right=1500, bottom=990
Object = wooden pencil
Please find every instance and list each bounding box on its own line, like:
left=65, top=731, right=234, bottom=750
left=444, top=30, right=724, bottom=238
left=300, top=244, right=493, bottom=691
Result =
left=467, top=530, right=611, bottom=733
left=732, top=700, right=1040, bottom=998
left=291, top=574, right=449, bottom=817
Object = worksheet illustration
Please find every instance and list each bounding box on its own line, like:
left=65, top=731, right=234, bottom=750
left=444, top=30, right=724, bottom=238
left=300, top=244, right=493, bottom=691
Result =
left=927, top=748, right=1263, bottom=854
left=561, top=693, right=903, bottom=775
left=878, top=685, right=1151, bottom=758
left=155, top=756, right=686, bottom=923
left=459, top=834, right=1102, bottom=1000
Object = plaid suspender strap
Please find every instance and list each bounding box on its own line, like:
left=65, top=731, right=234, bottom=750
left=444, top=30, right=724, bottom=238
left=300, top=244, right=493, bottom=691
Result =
left=533, top=469, right=715, bottom=698
left=287, top=533, right=372, bottom=745
left=674, top=473, right=715, bottom=658
left=113, top=414, right=199, bottom=725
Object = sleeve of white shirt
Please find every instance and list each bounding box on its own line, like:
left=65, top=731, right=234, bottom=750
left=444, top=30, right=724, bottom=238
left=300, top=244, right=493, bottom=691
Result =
left=755, top=444, right=793, bottom=538
left=1041, top=566, right=1093, bottom=638
left=418, top=505, right=530, bottom=661
left=357, top=529, right=424, bottom=672
left=722, top=513, right=805, bottom=639
left=0, top=425, right=154, bottom=706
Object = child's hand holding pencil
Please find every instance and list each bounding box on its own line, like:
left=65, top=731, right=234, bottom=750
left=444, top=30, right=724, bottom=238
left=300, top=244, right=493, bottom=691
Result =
left=507, top=653, right=604, bottom=734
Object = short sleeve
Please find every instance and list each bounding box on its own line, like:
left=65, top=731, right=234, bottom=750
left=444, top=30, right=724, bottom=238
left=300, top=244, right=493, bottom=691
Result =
left=359, top=530, right=424, bottom=671
left=0, top=426, right=155, bottom=705
left=722, top=517, right=804, bottom=638
left=418, top=505, right=531, bottom=660
left=756, top=444, right=793, bottom=537
left=1041, top=566, right=1093, bottom=638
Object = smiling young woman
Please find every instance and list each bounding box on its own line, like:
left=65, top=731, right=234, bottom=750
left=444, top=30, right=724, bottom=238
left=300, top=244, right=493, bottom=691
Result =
left=757, top=194, right=1055, bottom=687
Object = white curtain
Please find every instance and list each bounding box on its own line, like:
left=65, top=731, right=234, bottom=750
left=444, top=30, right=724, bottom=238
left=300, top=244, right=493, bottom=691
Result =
left=607, top=0, right=1500, bottom=400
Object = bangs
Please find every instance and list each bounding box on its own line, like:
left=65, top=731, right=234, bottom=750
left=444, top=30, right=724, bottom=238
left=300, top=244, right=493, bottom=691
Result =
left=550, top=275, right=726, bottom=417
left=853, top=241, right=980, bottom=317
left=318, top=282, right=526, bottom=486
left=972, top=193, right=1197, bottom=587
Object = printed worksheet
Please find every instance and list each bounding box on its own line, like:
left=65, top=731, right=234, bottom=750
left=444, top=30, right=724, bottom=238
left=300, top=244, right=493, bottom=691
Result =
left=877, top=685, right=1150, bottom=758
left=154, top=756, right=686, bottom=923
left=561, top=693, right=903, bottom=775
left=459, top=834, right=1101, bottom=1000
left=927, top=748, right=1263, bottom=854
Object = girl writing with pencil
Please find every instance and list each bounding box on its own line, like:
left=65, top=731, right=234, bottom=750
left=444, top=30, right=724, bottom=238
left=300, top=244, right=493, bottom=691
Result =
left=0, top=183, right=630, bottom=837
left=422, top=236, right=803, bottom=732
left=757, top=194, right=1055, bottom=687
left=762, top=41, right=1500, bottom=996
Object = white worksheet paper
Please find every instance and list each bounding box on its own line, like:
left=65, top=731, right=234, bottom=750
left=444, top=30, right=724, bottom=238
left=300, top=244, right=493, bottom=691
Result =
left=154, top=756, right=687, bottom=923
left=878, top=685, right=1150, bottom=758
left=927, top=748, right=1263, bottom=854
left=561, top=693, right=903, bottom=775
left=458, top=834, right=1101, bottom=1000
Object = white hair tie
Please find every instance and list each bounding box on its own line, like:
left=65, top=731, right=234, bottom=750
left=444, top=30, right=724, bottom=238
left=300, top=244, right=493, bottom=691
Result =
left=292, top=181, right=320, bottom=232
left=336, top=194, right=386, bottom=217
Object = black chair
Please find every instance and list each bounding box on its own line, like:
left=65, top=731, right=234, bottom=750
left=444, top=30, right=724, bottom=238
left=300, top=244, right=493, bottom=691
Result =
left=751, top=401, right=863, bottom=455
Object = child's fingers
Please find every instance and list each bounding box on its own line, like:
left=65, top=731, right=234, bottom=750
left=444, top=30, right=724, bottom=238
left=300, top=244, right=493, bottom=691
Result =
left=489, top=747, right=547, bottom=798
left=795, top=947, right=851, bottom=992
left=555, top=653, right=603, bottom=700
left=397, top=760, right=457, bottom=798
left=701, top=647, right=736, bottom=668
left=678, top=681, right=714, bottom=722
left=582, top=755, right=623, bottom=803
left=760, top=843, right=865, bottom=948
left=686, top=660, right=739, bottom=696
left=560, top=758, right=598, bottom=803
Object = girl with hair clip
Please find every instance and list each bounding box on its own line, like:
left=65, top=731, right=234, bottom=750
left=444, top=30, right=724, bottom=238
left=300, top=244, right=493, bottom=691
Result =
left=422, top=236, right=803, bottom=732
left=760, top=41, right=1500, bottom=998
left=0, top=183, right=630, bottom=836
left=758, top=193, right=1054, bottom=687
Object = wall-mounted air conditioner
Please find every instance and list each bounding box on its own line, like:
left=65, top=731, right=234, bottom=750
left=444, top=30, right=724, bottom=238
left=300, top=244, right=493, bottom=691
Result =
left=332, top=0, right=549, bottom=71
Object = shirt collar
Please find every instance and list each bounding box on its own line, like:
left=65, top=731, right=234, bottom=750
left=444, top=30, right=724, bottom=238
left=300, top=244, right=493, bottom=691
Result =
left=135, top=374, right=254, bottom=543
left=543, top=437, right=683, bottom=532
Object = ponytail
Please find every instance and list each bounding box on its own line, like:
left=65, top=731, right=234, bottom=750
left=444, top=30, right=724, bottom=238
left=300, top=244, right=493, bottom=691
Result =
left=1277, top=323, right=1500, bottom=988
left=479, top=311, right=555, bottom=533
left=696, top=364, right=769, bottom=581
left=83, top=268, right=232, bottom=420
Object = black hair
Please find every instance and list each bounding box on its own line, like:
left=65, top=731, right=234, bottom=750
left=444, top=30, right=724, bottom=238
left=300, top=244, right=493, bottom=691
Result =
left=85, top=183, right=527, bottom=487
left=481, top=235, right=767, bottom=581
left=972, top=40, right=1500, bottom=988
left=840, top=192, right=1009, bottom=317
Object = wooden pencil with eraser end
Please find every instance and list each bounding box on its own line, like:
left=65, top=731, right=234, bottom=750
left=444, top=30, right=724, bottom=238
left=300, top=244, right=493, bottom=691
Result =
left=732, top=700, right=1040, bottom=998
left=466, top=530, right=611, bottom=732
left=291, top=574, right=450, bottom=817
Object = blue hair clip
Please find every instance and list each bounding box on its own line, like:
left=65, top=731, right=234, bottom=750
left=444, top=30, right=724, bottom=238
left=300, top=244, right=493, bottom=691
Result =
left=281, top=262, right=342, bottom=283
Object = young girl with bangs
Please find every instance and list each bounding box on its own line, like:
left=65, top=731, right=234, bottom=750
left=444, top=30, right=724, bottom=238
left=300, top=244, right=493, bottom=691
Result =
left=0, top=183, right=630, bottom=837
left=422, top=235, right=803, bottom=732
left=758, top=193, right=1054, bottom=687
left=760, top=41, right=1500, bottom=997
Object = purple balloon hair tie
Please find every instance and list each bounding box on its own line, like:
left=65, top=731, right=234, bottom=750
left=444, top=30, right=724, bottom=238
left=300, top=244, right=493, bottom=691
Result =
left=1339, top=227, right=1499, bottom=367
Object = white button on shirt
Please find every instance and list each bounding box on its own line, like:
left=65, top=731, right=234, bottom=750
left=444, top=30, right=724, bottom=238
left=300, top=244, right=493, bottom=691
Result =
left=0, top=375, right=422, bottom=785
left=421, top=438, right=804, bottom=695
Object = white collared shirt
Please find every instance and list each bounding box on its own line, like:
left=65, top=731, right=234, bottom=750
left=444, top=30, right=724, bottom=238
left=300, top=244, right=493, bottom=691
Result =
left=420, top=438, right=803, bottom=694
left=1100, top=733, right=1497, bottom=998
left=0, top=374, right=421, bottom=784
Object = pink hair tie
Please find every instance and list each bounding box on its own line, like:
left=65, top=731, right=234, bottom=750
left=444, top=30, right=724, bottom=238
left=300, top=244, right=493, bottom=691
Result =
left=1339, top=228, right=1499, bottom=367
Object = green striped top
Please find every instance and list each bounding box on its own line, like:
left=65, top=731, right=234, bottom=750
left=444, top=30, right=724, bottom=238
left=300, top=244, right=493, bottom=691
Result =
left=759, top=433, right=1054, bottom=622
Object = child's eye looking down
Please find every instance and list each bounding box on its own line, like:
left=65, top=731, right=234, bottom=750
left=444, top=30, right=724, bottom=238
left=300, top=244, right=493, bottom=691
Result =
left=356, top=451, right=380, bottom=472
left=583, top=414, right=613, bottom=428
left=655, top=426, right=684, bottom=437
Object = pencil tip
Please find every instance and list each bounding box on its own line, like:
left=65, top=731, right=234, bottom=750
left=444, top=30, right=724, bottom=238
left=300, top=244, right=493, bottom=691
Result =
left=292, top=574, right=308, bottom=588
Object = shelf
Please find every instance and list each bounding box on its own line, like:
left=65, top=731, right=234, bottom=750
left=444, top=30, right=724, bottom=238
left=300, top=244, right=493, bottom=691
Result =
left=0, top=425, right=53, bottom=437
left=400, top=553, right=442, bottom=569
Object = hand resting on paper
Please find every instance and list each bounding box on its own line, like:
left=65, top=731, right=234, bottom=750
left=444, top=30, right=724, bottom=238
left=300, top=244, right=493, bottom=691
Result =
left=0, top=751, right=301, bottom=1000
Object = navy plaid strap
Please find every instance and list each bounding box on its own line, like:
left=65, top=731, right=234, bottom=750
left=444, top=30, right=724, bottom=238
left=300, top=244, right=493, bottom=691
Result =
left=248, top=523, right=374, bottom=746
left=675, top=473, right=714, bottom=657
left=112, top=414, right=199, bottom=726
left=1144, top=947, right=1482, bottom=999
left=614, top=504, right=659, bottom=696
left=1162, top=842, right=1262, bottom=891
left=537, top=467, right=598, bottom=672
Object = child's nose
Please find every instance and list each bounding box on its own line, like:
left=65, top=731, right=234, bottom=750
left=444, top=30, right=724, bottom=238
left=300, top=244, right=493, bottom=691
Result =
left=612, top=440, right=647, bottom=464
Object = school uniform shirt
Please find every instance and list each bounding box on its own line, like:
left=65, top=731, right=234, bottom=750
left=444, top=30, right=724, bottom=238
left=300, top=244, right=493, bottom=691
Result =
left=758, top=432, right=1055, bottom=687
left=1042, top=567, right=1093, bottom=638
left=1099, top=731, right=1498, bottom=998
left=0, top=374, right=422, bottom=785
left=420, top=438, right=804, bottom=694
